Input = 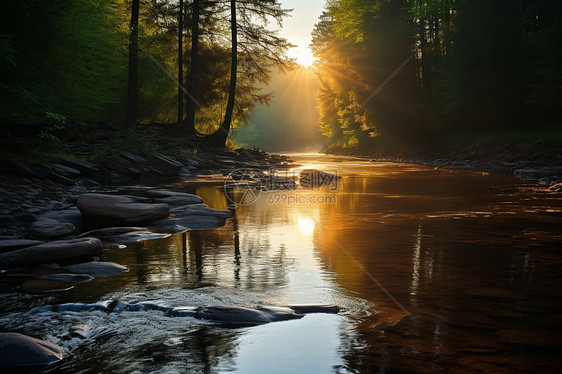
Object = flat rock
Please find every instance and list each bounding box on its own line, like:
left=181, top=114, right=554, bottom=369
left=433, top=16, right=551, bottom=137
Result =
left=38, top=207, right=82, bottom=224
left=84, top=226, right=171, bottom=243
left=28, top=219, right=76, bottom=240
left=153, top=194, right=204, bottom=206
left=63, top=261, right=128, bottom=277
left=146, top=153, right=183, bottom=176
left=102, top=156, right=141, bottom=177
left=0, top=238, right=103, bottom=268
left=77, top=193, right=169, bottom=226
left=59, top=157, right=99, bottom=175
left=0, top=332, right=63, bottom=368
left=0, top=239, right=44, bottom=253
left=150, top=215, right=227, bottom=233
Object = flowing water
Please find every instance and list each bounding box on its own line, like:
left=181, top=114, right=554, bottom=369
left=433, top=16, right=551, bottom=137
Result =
left=2, top=154, right=562, bottom=373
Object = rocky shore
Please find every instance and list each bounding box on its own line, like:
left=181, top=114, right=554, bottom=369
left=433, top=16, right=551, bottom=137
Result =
left=0, top=141, right=298, bottom=293
left=325, top=141, right=562, bottom=190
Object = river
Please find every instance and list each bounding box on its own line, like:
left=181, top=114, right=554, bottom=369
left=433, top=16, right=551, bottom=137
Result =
left=1, top=154, right=562, bottom=373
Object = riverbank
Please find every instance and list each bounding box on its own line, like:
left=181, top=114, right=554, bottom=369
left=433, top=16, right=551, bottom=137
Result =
left=324, top=140, right=562, bottom=188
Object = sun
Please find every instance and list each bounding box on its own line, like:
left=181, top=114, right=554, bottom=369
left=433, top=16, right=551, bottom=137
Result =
left=288, top=45, right=316, bottom=67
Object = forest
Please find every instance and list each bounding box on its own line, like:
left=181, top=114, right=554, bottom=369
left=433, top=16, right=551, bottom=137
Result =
left=0, top=0, right=294, bottom=149
left=1, top=0, right=561, bottom=154
left=312, top=0, right=562, bottom=153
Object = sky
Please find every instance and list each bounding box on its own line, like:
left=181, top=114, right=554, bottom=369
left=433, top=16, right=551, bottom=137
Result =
left=278, top=0, right=327, bottom=66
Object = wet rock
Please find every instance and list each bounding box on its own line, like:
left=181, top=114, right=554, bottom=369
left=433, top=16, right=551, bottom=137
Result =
left=83, top=226, right=171, bottom=243
left=0, top=238, right=103, bottom=268
left=147, top=153, right=184, bottom=176
left=77, top=193, right=169, bottom=226
left=63, top=261, right=128, bottom=277
left=37, top=273, right=94, bottom=283
left=150, top=215, right=227, bottom=233
left=0, top=332, right=63, bottom=369
left=0, top=239, right=44, bottom=253
left=28, top=219, right=76, bottom=240
left=0, top=213, right=37, bottom=229
left=118, top=151, right=146, bottom=164
left=153, top=194, right=204, bottom=206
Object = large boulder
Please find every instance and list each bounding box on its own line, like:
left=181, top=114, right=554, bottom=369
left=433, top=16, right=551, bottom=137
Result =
left=0, top=332, right=63, bottom=370
left=76, top=193, right=169, bottom=225
left=0, top=239, right=44, bottom=254
left=0, top=238, right=103, bottom=268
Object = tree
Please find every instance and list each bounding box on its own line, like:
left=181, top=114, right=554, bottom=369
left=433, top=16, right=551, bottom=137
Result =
left=178, top=0, right=184, bottom=124
left=185, top=0, right=201, bottom=133
left=206, top=0, right=294, bottom=147
left=126, top=0, right=140, bottom=126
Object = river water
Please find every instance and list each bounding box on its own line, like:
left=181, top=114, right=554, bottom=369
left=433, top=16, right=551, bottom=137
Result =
left=1, top=154, right=562, bottom=373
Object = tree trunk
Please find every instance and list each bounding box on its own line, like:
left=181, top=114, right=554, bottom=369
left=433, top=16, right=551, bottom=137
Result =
left=208, top=0, right=237, bottom=147
left=185, top=0, right=200, bottom=133
left=126, top=0, right=140, bottom=127
left=177, top=0, right=184, bottom=124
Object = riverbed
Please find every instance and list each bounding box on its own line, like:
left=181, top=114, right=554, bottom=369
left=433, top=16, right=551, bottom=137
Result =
left=1, top=154, right=562, bottom=373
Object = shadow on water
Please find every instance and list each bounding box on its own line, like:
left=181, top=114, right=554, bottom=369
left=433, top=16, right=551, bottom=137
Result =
left=1, top=154, right=562, bottom=373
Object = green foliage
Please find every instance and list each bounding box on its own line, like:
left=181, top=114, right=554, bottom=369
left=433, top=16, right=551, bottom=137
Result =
left=312, top=0, right=562, bottom=151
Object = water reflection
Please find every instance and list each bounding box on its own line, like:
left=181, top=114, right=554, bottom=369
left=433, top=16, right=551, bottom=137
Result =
left=1, top=155, right=562, bottom=373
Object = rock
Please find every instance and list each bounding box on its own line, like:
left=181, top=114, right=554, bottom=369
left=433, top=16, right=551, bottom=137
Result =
left=0, top=239, right=44, bottom=253
left=83, top=226, right=171, bottom=243
left=37, top=273, right=94, bottom=283
left=153, top=194, right=204, bottom=206
left=77, top=193, right=169, bottom=225
left=0, top=238, right=103, bottom=268
left=102, top=156, right=141, bottom=177
left=59, top=157, right=99, bottom=175
left=46, top=172, right=76, bottom=185
left=63, top=261, right=128, bottom=277
left=39, top=207, right=82, bottom=224
left=146, top=153, right=183, bottom=176
left=46, top=163, right=81, bottom=177
left=28, top=219, right=76, bottom=240
left=145, top=189, right=202, bottom=199
left=117, top=151, right=146, bottom=164
left=0, top=332, right=63, bottom=369
left=178, top=166, right=193, bottom=179
left=150, top=215, right=227, bottom=233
